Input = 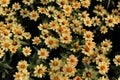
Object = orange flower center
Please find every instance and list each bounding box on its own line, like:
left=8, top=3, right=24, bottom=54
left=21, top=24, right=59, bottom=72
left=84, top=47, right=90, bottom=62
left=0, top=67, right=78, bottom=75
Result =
left=31, top=13, right=37, bottom=17
left=86, top=72, right=91, bottom=77
left=103, top=42, right=108, bottom=47
left=41, top=52, right=45, bottom=56
left=64, top=36, right=68, bottom=40
left=99, top=58, right=103, bottom=62
left=100, top=65, right=106, bottom=70
left=17, top=31, right=22, bottom=35
left=53, top=61, right=58, bottom=66
left=117, top=58, right=120, bottom=63
left=74, top=23, right=79, bottom=27
left=97, top=6, right=103, bottom=12
left=4, top=43, right=10, bottom=48
left=48, top=39, right=54, bottom=45
left=24, top=49, right=30, bottom=53
left=74, top=43, right=79, bottom=48
left=38, top=69, right=44, bottom=74
left=2, top=0, right=7, bottom=4
left=85, top=46, right=90, bottom=52
left=43, top=24, right=47, bottom=29
left=66, top=67, right=72, bottom=73
left=20, top=64, right=25, bottom=68
left=109, top=18, right=114, bottom=23
left=54, top=76, right=59, bottom=80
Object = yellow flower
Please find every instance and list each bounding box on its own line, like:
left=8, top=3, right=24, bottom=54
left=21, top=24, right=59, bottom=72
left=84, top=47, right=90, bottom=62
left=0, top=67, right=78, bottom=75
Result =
left=45, top=36, right=59, bottom=49
left=113, top=55, right=120, bottom=66
left=16, top=60, right=28, bottom=72
left=97, top=62, right=109, bottom=74
left=0, top=0, right=10, bottom=7
left=22, top=46, right=32, bottom=57
left=29, top=10, right=39, bottom=21
left=34, top=64, right=47, bottom=78
left=37, top=48, right=49, bottom=59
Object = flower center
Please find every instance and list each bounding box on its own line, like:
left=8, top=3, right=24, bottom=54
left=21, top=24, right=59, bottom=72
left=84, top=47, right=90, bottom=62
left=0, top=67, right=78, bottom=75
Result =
left=117, top=58, right=120, bottom=63
left=53, top=61, right=58, bottom=66
left=38, top=69, right=44, bottom=74
left=86, top=72, right=91, bottom=77
left=66, top=67, right=72, bottom=73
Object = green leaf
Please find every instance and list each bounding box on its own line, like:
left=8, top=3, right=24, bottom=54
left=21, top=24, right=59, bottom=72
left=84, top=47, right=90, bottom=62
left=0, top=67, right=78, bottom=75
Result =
left=2, top=72, right=6, bottom=79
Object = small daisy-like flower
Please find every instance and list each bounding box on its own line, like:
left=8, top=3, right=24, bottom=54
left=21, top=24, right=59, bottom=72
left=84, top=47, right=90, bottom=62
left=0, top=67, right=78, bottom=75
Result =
left=2, top=39, right=12, bottom=51
left=9, top=46, right=18, bottom=54
left=23, top=32, right=31, bottom=39
left=20, top=70, right=30, bottom=80
left=56, top=0, right=68, bottom=6
left=95, top=54, right=110, bottom=65
left=45, top=36, right=59, bottom=49
left=93, top=5, right=106, bottom=16
left=13, top=70, right=30, bottom=80
left=67, top=54, right=78, bottom=67
left=3, top=8, right=14, bottom=16
left=79, top=11, right=89, bottom=20
left=37, top=7, right=46, bottom=14
left=92, top=16, right=101, bottom=26
left=73, top=76, right=83, bottom=80
left=29, top=10, right=39, bottom=21
left=37, top=48, right=49, bottom=59
left=32, top=36, right=41, bottom=45
left=20, top=8, right=29, bottom=18
left=82, top=45, right=94, bottom=56
left=5, top=16, right=16, bottom=24
left=85, top=40, right=96, bottom=48
left=63, top=5, right=72, bottom=16
left=100, top=26, right=108, bottom=34
left=16, top=60, right=28, bottom=72
left=34, top=64, right=47, bottom=78
left=72, top=1, right=81, bottom=10
left=82, top=57, right=91, bottom=65
left=113, top=55, right=120, bottom=66
left=61, top=27, right=71, bottom=35
left=83, top=31, right=94, bottom=41
left=63, top=64, right=76, bottom=77
left=70, top=19, right=82, bottom=33
left=101, top=39, right=112, bottom=51
left=49, top=21, right=59, bottom=31
left=0, top=0, right=10, bottom=7
left=84, top=17, right=92, bottom=27
left=13, top=72, right=22, bottom=80
left=60, top=34, right=72, bottom=44
left=70, top=41, right=81, bottom=53
left=3, top=29, right=12, bottom=38
left=46, top=6, right=55, bottom=17
left=81, top=0, right=91, bottom=8
left=22, top=0, right=33, bottom=5
left=50, top=72, right=62, bottom=80
left=97, top=62, right=109, bottom=74
left=22, top=46, right=32, bottom=57
left=0, top=49, right=5, bottom=58
left=49, top=58, right=61, bottom=71
left=82, top=68, right=97, bottom=80
left=105, top=15, right=115, bottom=27
left=12, top=2, right=21, bottom=11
